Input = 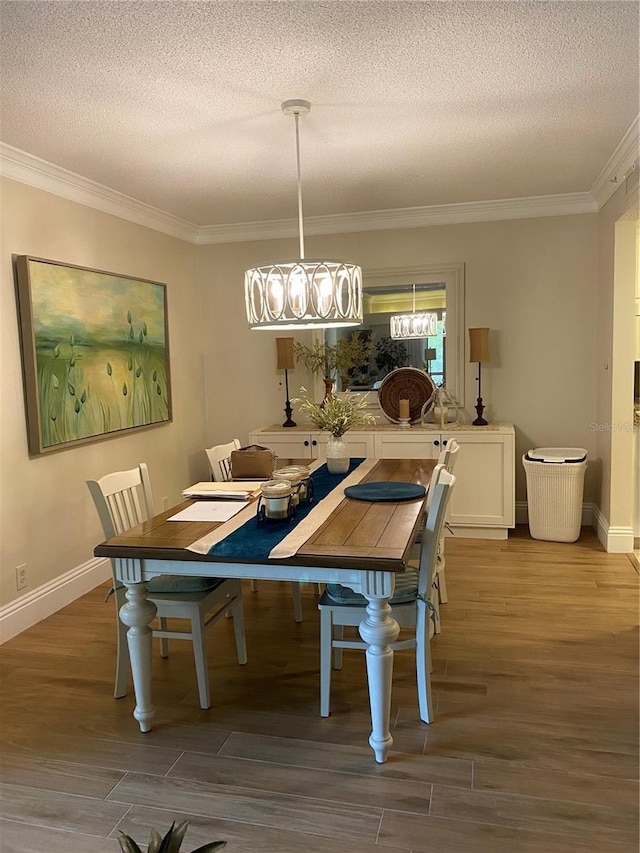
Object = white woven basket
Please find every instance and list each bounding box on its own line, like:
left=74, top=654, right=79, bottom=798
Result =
left=523, top=454, right=587, bottom=543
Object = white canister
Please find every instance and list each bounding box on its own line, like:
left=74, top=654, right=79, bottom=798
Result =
left=273, top=468, right=303, bottom=506
left=260, top=480, right=292, bottom=520
left=275, top=465, right=311, bottom=500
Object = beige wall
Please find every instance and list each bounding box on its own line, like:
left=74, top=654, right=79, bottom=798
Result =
left=200, top=215, right=600, bottom=504
left=0, top=178, right=206, bottom=608
left=595, top=181, right=639, bottom=541
left=2, top=175, right=629, bottom=615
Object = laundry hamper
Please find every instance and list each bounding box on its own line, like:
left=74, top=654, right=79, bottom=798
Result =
left=522, top=447, right=588, bottom=543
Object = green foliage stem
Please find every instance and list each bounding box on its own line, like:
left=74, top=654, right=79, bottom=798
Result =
left=294, top=332, right=374, bottom=380
left=292, top=386, right=377, bottom=438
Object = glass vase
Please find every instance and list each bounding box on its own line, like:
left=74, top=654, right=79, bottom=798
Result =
left=326, top=435, right=350, bottom=474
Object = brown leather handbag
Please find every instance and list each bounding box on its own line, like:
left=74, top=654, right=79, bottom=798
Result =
left=230, top=445, right=277, bottom=480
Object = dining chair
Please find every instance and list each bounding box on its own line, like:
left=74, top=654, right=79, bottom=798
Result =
left=87, top=462, right=247, bottom=709
left=206, top=439, right=241, bottom=482
left=317, top=464, right=455, bottom=723
left=204, top=439, right=313, bottom=621
left=206, top=439, right=262, bottom=595
left=408, top=438, right=459, bottom=631
left=433, top=438, right=459, bottom=614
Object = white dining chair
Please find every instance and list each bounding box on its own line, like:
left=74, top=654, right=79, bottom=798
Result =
left=205, top=440, right=312, bottom=621
left=433, top=438, right=459, bottom=615
left=207, top=439, right=262, bottom=594
left=317, top=464, right=455, bottom=723
left=408, top=439, right=459, bottom=631
left=206, top=439, right=241, bottom=482
left=87, top=462, right=247, bottom=709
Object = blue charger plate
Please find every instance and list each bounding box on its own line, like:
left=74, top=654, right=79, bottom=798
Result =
left=344, top=482, right=426, bottom=502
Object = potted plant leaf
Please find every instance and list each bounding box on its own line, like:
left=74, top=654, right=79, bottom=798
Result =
left=374, top=336, right=409, bottom=377
left=294, top=331, right=374, bottom=395
left=118, top=820, right=226, bottom=853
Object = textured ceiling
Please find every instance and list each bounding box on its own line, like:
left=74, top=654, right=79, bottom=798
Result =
left=1, top=1, right=638, bottom=228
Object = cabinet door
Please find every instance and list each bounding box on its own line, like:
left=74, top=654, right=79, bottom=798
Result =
left=248, top=431, right=315, bottom=461
left=374, top=431, right=442, bottom=459
left=444, top=432, right=515, bottom=527
left=314, top=432, right=375, bottom=459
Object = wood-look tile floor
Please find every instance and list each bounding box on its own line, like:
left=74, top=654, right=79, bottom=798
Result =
left=0, top=527, right=638, bottom=852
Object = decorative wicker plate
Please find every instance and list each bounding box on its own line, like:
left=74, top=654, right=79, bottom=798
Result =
left=378, top=367, right=436, bottom=424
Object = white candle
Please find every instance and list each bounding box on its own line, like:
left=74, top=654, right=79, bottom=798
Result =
left=399, top=398, right=410, bottom=419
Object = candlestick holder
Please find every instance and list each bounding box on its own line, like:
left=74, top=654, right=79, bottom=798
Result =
left=469, top=328, right=490, bottom=427
left=276, top=338, right=296, bottom=428
left=398, top=417, right=411, bottom=429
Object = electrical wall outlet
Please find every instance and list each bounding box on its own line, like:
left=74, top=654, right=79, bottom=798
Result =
left=16, top=563, right=28, bottom=591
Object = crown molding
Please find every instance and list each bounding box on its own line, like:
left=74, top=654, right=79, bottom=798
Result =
left=195, top=193, right=597, bottom=244
left=2, top=142, right=599, bottom=247
left=590, top=114, right=640, bottom=209
left=0, top=143, right=198, bottom=243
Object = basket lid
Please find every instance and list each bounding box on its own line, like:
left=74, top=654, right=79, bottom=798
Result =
left=526, top=447, right=587, bottom=463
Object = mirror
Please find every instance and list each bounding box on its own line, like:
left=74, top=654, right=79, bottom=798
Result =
left=318, top=262, right=465, bottom=404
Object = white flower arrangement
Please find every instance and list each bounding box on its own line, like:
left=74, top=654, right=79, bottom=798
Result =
left=293, top=387, right=377, bottom=438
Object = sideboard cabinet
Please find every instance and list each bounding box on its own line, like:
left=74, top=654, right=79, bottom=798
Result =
left=249, top=424, right=515, bottom=539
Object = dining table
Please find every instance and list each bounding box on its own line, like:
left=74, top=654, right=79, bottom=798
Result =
left=94, top=456, right=435, bottom=763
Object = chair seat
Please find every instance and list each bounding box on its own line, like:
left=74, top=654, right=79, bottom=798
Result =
left=147, top=575, right=224, bottom=594
left=322, top=569, right=419, bottom=606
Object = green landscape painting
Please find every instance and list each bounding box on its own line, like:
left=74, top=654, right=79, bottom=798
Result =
left=16, top=257, right=171, bottom=454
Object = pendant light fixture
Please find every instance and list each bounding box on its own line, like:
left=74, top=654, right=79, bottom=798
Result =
left=390, top=284, right=438, bottom=340
left=244, top=100, right=363, bottom=330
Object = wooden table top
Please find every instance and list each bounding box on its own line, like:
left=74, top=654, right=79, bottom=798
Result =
left=94, top=458, right=435, bottom=573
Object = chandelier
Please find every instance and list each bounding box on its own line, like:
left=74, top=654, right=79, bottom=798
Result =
left=245, top=100, right=363, bottom=330
left=390, top=285, right=438, bottom=340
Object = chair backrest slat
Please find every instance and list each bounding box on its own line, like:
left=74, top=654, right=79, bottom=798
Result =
left=417, top=468, right=455, bottom=598
left=107, top=487, right=143, bottom=534
left=438, top=439, right=460, bottom=473
left=87, top=464, right=154, bottom=539
left=424, top=462, right=445, bottom=512
left=206, top=439, right=241, bottom=481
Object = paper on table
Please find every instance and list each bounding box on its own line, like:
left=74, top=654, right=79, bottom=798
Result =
left=168, top=501, right=248, bottom=522
left=182, top=480, right=262, bottom=501
left=181, top=481, right=263, bottom=500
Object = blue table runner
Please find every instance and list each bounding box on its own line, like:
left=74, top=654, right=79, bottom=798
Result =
left=207, top=459, right=366, bottom=560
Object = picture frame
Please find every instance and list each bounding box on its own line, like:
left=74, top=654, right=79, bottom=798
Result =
left=14, top=255, right=172, bottom=455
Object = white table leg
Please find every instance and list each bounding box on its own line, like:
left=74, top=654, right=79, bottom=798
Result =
left=119, top=581, right=157, bottom=732
left=358, top=571, right=399, bottom=763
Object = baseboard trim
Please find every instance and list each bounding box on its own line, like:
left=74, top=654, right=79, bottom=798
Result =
left=516, top=501, right=634, bottom=552
left=449, top=525, right=508, bottom=540
left=592, top=505, right=635, bottom=553
left=0, top=557, right=111, bottom=644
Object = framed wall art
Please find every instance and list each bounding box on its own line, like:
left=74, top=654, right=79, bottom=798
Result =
left=14, top=256, right=172, bottom=455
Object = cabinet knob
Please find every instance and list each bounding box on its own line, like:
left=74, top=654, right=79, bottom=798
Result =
left=304, top=440, right=310, bottom=447
left=443, top=439, right=448, bottom=446
left=312, top=440, right=317, bottom=446
left=433, top=440, right=440, bottom=447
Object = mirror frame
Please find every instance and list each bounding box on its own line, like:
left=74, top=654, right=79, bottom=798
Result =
left=313, top=261, right=465, bottom=407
